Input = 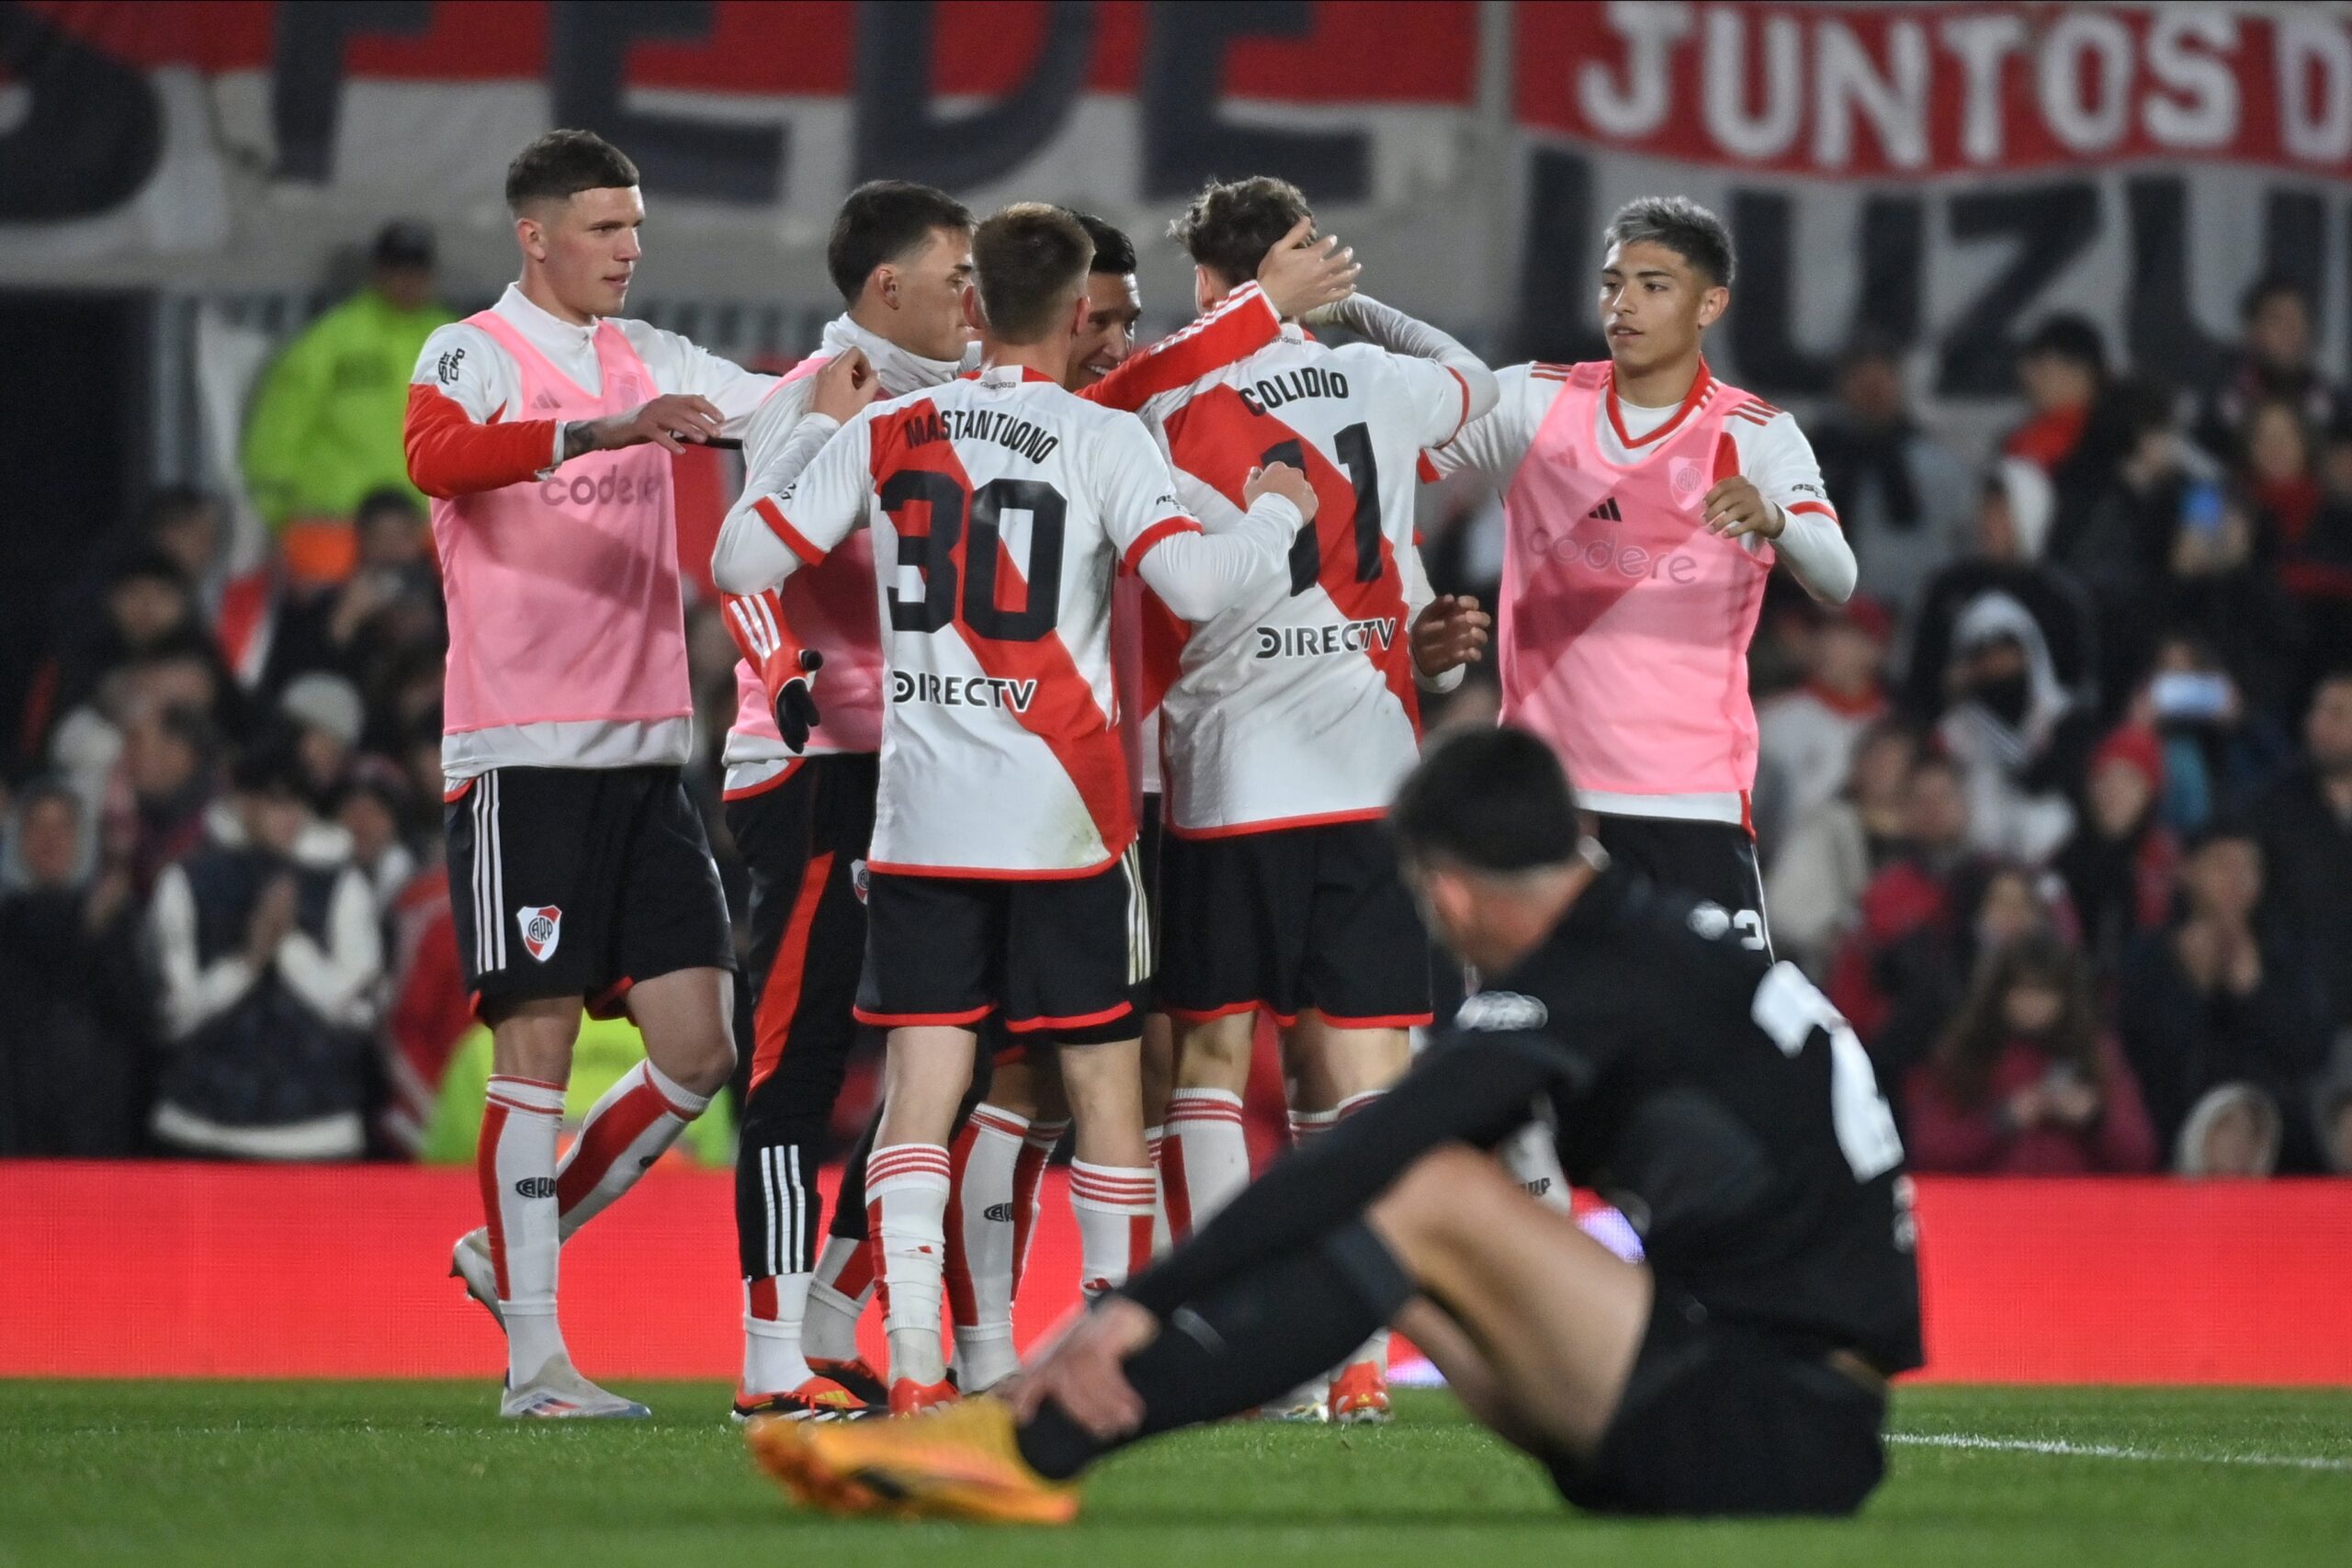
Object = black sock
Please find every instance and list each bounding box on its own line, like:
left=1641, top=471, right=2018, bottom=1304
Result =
left=1016, top=1220, right=1412, bottom=1480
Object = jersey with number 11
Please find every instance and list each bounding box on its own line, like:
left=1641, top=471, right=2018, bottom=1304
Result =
left=757, top=363, right=1212, bottom=879
left=1139, top=324, right=1472, bottom=835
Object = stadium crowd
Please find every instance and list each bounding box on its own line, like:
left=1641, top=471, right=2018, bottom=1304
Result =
left=3, top=237, right=2348, bottom=1180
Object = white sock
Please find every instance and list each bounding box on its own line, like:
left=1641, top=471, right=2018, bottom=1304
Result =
left=1069, top=1161, right=1157, bottom=1298
left=555, top=1059, right=709, bottom=1239
left=743, top=1274, right=815, bottom=1394
left=481, top=1075, right=568, bottom=1382
left=804, top=1234, right=873, bottom=1363
left=866, top=1142, right=952, bottom=1385
left=1161, top=1089, right=1250, bottom=1240
left=948, top=1105, right=1027, bottom=1392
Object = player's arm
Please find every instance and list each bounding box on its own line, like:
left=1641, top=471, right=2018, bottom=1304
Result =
left=710, top=363, right=878, bottom=595
left=1702, top=413, right=1857, bottom=604
left=1402, top=543, right=1487, bottom=693
left=621, top=319, right=783, bottom=440
left=1116, top=1026, right=1594, bottom=1321
left=710, top=353, right=878, bottom=594
left=1416, top=362, right=1544, bottom=485
left=1102, top=422, right=1317, bottom=620
left=1323, top=294, right=1499, bottom=442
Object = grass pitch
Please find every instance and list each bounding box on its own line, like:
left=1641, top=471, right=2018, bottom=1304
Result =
left=1, top=1382, right=2346, bottom=1566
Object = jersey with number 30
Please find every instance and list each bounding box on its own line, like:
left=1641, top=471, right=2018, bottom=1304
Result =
left=760, top=364, right=1210, bottom=878
left=1139, top=324, right=1472, bottom=835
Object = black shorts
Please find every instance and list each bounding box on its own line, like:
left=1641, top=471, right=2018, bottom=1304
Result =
left=855, top=844, right=1152, bottom=1046
left=1159, top=818, right=1432, bottom=1029
left=1549, top=1287, right=1887, bottom=1517
left=446, top=764, right=733, bottom=1019
left=995, top=793, right=1164, bottom=1067
left=1592, top=814, right=1772, bottom=958
left=727, top=754, right=876, bottom=1108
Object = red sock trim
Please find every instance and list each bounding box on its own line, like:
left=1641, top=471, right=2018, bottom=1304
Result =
left=554, top=1069, right=669, bottom=1216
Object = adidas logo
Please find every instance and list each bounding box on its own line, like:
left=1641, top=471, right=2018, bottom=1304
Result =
left=1585, top=498, right=1623, bottom=522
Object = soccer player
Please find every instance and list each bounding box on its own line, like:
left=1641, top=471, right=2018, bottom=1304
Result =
left=747, top=727, right=1921, bottom=1522
left=1411, top=197, right=1857, bottom=949
left=714, top=203, right=1319, bottom=1413
left=717, top=207, right=1359, bottom=1415
left=406, top=130, right=777, bottom=1418
left=1134, top=176, right=1498, bottom=1420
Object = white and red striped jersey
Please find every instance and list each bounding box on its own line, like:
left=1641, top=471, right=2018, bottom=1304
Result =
left=749, top=363, right=1302, bottom=878
left=1136, top=323, right=1477, bottom=834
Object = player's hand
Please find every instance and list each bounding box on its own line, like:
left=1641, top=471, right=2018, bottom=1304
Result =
left=1258, top=219, right=1359, bottom=321
left=588, top=394, right=725, bottom=456
left=1245, top=461, right=1319, bottom=525
left=773, top=649, right=823, bottom=753
left=1008, top=1295, right=1159, bottom=1440
left=722, top=589, right=825, bottom=752
left=809, top=348, right=878, bottom=424
left=1703, top=476, right=1782, bottom=540
left=1411, top=593, right=1491, bottom=677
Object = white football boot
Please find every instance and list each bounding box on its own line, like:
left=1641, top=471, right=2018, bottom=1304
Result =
left=502, top=1352, right=652, bottom=1420
left=449, top=1229, right=503, bottom=1328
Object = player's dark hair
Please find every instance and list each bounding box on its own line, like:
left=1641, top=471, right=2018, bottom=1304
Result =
left=1389, top=728, right=1580, bottom=874
left=826, top=180, right=975, bottom=305
left=1169, top=175, right=1311, bottom=288
left=1931, top=931, right=2102, bottom=1109
left=504, top=130, right=639, bottom=213
left=1069, top=210, right=1136, bottom=276
left=971, top=203, right=1093, bottom=344
left=1603, top=196, right=1735, bottom=288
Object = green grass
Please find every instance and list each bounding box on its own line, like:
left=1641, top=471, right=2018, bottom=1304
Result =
left=1, top=1383, right=2346, bottom=1566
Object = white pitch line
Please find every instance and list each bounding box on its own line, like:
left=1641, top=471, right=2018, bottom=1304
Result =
left=1891, top=1432, right=2352, bottom=1472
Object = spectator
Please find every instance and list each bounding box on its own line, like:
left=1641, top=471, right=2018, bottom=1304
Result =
left=335, top=756, right=419, bottom=911
left=2142, top=634, right=2290, bottom=837
left=1825, top=752, right=1973, bottom=1044
left=2162, top=483, right=2301, bottom=723
left=1933, top=592, right=2095, bottom=863
left=2118, top=826, right=2331, bottom=1173
left=240, top=220, right=455, bottom=581
left=1904, top=461, right=2101, bottom=727
left=277, top=673, right=366, bottom=802
left=264, top=489, right=445, bottom=702
left=1862, top=858, right=2070, bottom=1092
left=2278, top=420, right=2352, bottom=694
left=2053, top=724, right=2178, bottom=982
left=2248, top=671, right=2352, bottom=1049
left=1755, top=596, right=1891, bottom=849
left=2056, top=380, right=2209, bottom=706
left=1807, top=335, right=1973, bottom=615
left=44, top=553, right=203, bottom=736
left=2192, top=276, right=2340, bottom=466
left=147, top=739, right=382, bottom=1160
left=2173, top=1081, right=2283, bottom=1179
left=1766, top=717, right=1916, bottom=978
left=111, top=702, right=220, bottom=899
left=1904, top=932, right=2157, bottom=1175
left=0, top=782, right=152, bottom=1154
left=141, top=486, right=230, bottom=605
left=2007, top=313, right=2134, bottom=529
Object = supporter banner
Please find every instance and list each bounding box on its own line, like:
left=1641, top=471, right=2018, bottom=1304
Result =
left=1, top=3, right=2347, bottom=396
left=1, top=1162, right=2347, bottom=1382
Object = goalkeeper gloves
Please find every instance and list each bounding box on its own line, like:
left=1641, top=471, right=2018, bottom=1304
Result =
left=723, top=589, right=825, bottom=753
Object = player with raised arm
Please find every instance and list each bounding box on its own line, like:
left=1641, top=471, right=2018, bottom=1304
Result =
left=1134, top=177, right=1498, bottom=1422
left=713, top=204, right=1322, bottom=1415
left=407, top=130, right=778, bottom=1419
left=1410, top=197, right=1857, bottom=949
left=716, top=209, right=1359, bottom=1411
left=748, top=727, right=1920, bottom=1524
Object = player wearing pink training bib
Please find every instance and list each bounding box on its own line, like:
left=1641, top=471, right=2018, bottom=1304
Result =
left=1419, top=197, right=1858, bottom=951
left=403, top=132, right=779, bottom=1423
left=718, top=205, right=1319, bottom=1415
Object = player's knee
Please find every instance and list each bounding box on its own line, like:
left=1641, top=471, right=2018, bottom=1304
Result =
left=1173, top=1021, right=1253, bottom=1089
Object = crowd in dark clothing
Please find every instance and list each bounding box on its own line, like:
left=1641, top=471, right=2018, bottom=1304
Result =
left=7, top=277, right=2352, bottom=1179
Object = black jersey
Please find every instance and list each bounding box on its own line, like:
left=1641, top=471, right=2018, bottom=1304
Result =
left=1121, top=862, right=1923, bottom=1375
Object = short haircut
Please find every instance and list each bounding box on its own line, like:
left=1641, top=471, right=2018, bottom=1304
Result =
left=1069, top=210, right=1136, bottom=276
left=1603, top=196, right=1736, bottom=288
left=1169, top=175, right=1311, bottom=287
left=504, top=130, right=639, bottom=214
left=2241, top=274, right=2311, bottom=321
left=2018, top=313, right=2107, bottom=376
left=826, top=180, right=975, bottom=305
left=1389, top=728, right=1579, bottom=874
left=971, top=203, right=1093, bottom=344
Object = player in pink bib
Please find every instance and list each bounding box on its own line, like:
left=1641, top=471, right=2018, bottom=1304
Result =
left=1419, top=197, right=1858, bottom=950
left=403, top=131, right=780, bottom=1423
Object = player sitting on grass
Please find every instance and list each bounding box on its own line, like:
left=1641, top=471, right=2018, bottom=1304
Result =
left=747, top=725, right=1921, bottom=1520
